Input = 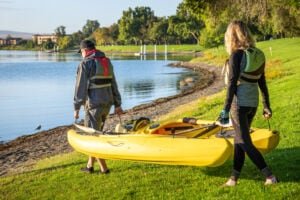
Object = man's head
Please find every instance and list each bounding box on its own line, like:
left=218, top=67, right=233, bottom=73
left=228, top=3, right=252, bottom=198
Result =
left=77, top=40, right=95, bottom=53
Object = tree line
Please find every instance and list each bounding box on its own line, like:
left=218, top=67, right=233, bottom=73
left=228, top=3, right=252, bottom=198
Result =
left=19, top=0, right=300, bottom=50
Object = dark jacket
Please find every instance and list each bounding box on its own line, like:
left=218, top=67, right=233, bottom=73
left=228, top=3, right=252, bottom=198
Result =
left=74, top=50, right=121, bottom=110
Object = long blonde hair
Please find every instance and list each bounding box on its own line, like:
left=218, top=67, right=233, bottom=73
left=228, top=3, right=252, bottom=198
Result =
left=224, top=21, right=255, bottom=55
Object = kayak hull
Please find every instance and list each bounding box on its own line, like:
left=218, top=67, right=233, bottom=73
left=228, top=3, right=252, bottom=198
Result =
left=68, top=129, right=233, bottom=167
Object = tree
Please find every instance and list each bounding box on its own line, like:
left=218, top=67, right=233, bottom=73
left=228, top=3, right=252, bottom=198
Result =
left=175, top=3, right=205, bottom=44
left=118, top=8, right=134, bottom=44
left=149, top=17, right=169, bottom=44
left=269, top=0, right=300, bottom=38
left=71, top=31, right=85, bottom=46
left=183, top=0, right=300, bottom=42
left=167, top=16, right=184, bottom=44
left=54, top=26, right=66, bottom=37
left=108, top=23, right=119, bottom=44
left=118, top=7, right=156, bottom=45
left=42, top=39, right=54, bottom=50
left=82, top=20, right=100, bottom=38
left=57, top=36, right=72, bottom=50
left=93, top=27, right=113, bottom=45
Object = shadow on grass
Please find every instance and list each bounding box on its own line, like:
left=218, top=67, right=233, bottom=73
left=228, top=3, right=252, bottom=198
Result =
left=202, top=146, right=300, bottom=183
left=22, top=160, right=86, bottom=176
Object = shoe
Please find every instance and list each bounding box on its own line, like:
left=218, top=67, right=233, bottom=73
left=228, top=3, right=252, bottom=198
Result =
left=80, top=166, right=94, bottom=174
left=221, top=178, right=236, bottom=187
left=99, top=169, right=110, bottom=174
left=265, top=176, right=278, bottom=185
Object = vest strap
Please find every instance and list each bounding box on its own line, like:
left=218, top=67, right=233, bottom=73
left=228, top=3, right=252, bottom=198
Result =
left=89, top=83, right=111, bottom=89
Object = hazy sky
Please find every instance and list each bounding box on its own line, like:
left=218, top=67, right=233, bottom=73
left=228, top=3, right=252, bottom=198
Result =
left=0, top=0, right=183, bottom=34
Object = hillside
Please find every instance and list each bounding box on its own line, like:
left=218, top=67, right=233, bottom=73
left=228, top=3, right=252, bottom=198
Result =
left=0, top=30, right=34, bottom=39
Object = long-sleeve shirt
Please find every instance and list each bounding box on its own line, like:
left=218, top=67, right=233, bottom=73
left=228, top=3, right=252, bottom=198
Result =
left=223, top=49, right=270, bottom=111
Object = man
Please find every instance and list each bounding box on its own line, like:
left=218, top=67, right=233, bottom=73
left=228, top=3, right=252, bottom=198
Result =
left=74, top=40, right=123, bottom=174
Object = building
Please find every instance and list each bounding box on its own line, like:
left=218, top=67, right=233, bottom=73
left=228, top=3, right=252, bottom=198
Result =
left=32, top=34, right=58, bottom=45
left=0, top=37, right=22, bottom=46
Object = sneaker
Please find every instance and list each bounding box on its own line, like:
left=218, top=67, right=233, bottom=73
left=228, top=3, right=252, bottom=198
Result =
left=221, top=178, right=236, bottom=187
left=80, top=166, right=94, bottom=174
left=265, top=176, right=278, bottom=185
left=99, top=169, right=110, bottom=174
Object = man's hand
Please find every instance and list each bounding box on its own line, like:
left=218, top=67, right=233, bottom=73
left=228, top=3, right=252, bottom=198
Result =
left=74, top=110, right=80, bottom=119
left=115, top=106, right=124, bottom=115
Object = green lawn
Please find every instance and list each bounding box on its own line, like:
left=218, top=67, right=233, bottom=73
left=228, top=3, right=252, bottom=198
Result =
left=97, top=44, right=203, bottom=54
left=1, top=38, right=299, bottom=200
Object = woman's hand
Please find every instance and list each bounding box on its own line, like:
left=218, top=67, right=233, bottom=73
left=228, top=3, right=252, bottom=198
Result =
left=263, top=108, right=272, bottom=119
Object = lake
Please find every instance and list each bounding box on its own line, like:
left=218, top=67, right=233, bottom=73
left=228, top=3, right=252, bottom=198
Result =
left=0, top=50, right=196, bottom=142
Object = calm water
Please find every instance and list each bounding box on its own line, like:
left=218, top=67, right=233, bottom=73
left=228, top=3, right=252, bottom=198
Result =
left=0, top=50, right=196, bottom=142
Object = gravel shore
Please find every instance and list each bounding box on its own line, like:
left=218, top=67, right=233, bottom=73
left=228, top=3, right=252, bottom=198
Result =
left=0, top=62, right=224, bottom=177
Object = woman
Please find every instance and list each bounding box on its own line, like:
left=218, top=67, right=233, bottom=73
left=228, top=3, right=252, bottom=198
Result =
left=218, top=21, right=278, bottom=186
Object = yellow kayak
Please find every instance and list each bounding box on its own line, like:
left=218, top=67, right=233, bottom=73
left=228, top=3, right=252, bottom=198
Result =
left=68, top=128, right=233, bottom=167
left=67, top=118, right=279, bottom=167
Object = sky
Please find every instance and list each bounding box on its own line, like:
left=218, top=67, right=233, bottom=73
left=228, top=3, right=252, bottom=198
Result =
left=0, top=0, right=183, bottom=34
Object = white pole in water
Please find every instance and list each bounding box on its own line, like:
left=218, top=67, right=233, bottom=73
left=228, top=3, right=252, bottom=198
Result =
left=164, top=43, right=168, bottom=60
left=144, top=44, right=147, bottom=60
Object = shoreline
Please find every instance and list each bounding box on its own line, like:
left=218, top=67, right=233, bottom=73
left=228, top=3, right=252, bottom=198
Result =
left=0, top=62, right=224, bottom=177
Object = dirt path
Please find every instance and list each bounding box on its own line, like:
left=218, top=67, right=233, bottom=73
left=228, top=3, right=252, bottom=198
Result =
left=0, top=62, right=224, bottom=177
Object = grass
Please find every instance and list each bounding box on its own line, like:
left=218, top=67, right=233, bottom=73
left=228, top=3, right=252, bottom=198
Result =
left=97, top=44, right=204, bottom=54
left=1, top=38, right=299, bottom=199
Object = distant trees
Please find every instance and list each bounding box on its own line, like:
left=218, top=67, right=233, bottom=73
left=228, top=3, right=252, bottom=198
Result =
left=183, top=0, right=300, bottom=42
left=18, top=1, right=299, bottom=51
left=74, top=2, right=299, bottom=48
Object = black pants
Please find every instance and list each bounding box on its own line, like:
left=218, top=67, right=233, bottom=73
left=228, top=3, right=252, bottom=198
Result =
left=230, top=105, right=272, bottom=180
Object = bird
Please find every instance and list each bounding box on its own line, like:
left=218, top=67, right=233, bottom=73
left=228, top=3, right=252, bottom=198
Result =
left=35, top=125, right=42, bottom=131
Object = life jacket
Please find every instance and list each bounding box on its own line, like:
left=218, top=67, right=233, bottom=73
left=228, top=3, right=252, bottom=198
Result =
left=85, top=49, right=113, bottom=89
left=239, top=47, right=265, bottom=83
left=222, top=48, right=265, bottom=85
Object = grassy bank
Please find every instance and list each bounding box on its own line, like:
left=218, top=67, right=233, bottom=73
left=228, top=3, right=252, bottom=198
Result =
left=1, top=38, right=299, bottom=199
left=97, top=44, right=203, bottom=54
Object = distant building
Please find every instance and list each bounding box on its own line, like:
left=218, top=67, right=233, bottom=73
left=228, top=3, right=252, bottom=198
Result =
left=0, top=37, right=23, bottom=46
left=32, top=34, right=58, bottom=45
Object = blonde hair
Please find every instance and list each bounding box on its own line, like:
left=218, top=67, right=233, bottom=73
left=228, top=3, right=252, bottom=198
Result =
left=224, top=21, right=255, bottom=55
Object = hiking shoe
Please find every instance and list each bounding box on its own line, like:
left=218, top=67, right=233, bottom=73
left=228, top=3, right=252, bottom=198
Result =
left=80, top=167, right=94, bottom=174
left=99, top=169, right=110, bottom=175
left=265, top=176, right=278, bottom=185
left=221, top=178, right=236, bottom=187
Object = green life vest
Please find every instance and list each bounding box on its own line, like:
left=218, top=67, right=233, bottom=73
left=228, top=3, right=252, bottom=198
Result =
left=239, top=47, right=265, bottom=83
left=243, top=47, right=265, bottom=72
